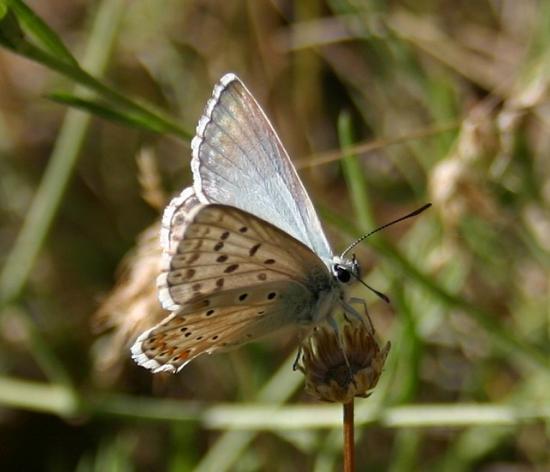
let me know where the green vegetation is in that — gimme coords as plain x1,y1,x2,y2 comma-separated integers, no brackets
0,0,548,470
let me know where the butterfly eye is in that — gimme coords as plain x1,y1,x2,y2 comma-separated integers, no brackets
334,265,351,283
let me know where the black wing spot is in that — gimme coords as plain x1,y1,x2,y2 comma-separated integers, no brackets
239,226,248,233
238,293,248,301
188,253,200,263
225,264,239,273
220,231,230,240
267,292,277,300
214,242,224,251
264,259,275,264
206,309,215,316
249,243,261,256
217,255,228,263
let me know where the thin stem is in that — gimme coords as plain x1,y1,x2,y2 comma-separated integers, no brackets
343,400,355,472
296,121,458,169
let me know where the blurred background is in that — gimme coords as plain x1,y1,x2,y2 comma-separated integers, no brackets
0,0,549,470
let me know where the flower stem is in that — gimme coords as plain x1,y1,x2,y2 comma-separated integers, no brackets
343,399,355,472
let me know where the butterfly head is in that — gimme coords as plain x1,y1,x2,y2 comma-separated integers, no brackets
332,254,361,285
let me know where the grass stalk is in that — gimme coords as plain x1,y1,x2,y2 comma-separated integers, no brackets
2,375,549,429
0,0,125,308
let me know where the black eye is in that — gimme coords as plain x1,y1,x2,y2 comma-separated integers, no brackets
335,266,351,283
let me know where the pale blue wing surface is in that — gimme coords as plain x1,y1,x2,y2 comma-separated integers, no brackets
190,73,333,261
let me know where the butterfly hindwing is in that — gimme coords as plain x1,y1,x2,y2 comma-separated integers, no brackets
191,73,333,260
131,299,303,373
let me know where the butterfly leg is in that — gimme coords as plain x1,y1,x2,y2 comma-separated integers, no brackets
345,297,375,334
325,314,356,385
340,298,367,324
292,345,303,371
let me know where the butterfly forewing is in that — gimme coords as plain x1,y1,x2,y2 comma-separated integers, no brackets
191,73,333,260
160,186,200,254
157,204,330,312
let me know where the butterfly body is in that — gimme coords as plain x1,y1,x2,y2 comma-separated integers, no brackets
132,73,360,373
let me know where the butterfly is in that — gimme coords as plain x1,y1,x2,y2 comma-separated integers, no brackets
131,73,381,373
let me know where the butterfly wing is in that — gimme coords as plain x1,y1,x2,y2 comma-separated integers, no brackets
131,204,335,373
131,292,310,373
160,186,200,254
190,73,333,261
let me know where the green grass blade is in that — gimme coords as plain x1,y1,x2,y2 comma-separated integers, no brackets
49,92,177,134
0,4,191,140
7,0,78,65
13,40,191,139
0,8,24,49
338,110,375,231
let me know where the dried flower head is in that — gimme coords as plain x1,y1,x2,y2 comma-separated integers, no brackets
298,322,390,403
91,149,170,380
429,112,499,228
92,222,165,377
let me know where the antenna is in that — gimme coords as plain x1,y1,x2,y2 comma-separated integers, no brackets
353,273,391,303
340,203,432,258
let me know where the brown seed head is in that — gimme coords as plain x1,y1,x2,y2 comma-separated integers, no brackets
299,322,390,403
